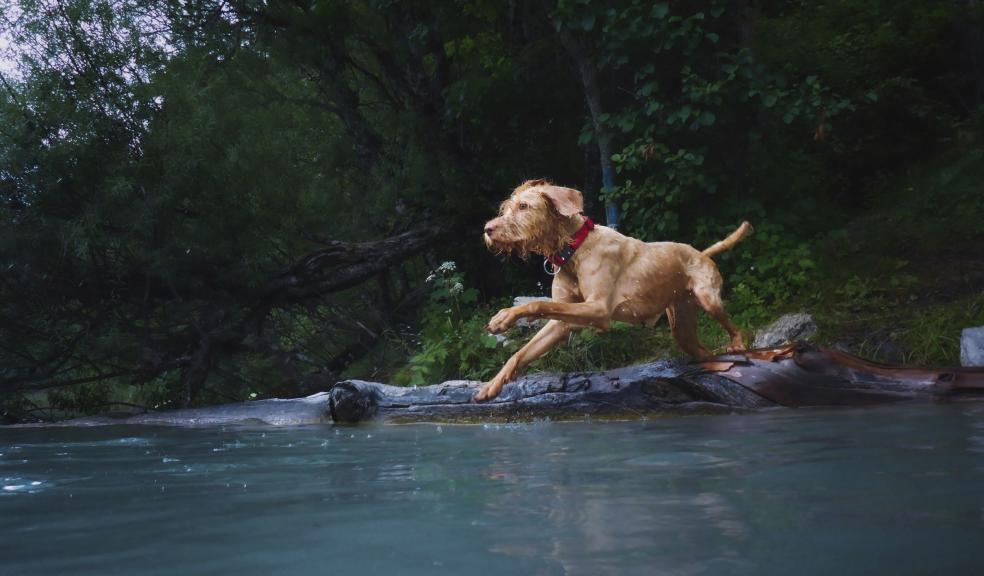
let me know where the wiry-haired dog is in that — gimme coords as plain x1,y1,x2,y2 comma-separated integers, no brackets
476,179,752,402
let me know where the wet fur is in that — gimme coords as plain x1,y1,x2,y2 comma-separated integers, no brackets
476,180,752,402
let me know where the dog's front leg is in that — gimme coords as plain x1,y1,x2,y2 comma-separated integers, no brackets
487,299,611,334
486,305,523,334
474,320,574,402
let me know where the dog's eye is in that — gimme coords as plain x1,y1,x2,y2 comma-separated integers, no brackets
518,202,529,210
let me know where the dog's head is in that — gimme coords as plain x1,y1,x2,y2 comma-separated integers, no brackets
483,179,584,258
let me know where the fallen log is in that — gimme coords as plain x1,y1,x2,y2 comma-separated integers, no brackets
329,343,984,424
27,344,984,427
42,394,333,427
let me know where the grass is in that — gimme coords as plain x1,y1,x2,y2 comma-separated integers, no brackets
758,144,984,366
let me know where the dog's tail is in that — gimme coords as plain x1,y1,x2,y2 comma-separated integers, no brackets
702,221,753,258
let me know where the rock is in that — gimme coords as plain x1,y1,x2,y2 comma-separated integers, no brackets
513,296,551,329
753,313,818,348
962,326,984,367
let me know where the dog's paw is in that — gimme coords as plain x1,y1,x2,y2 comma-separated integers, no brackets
727,332,746,353
485,308,517,334
473,381,504,403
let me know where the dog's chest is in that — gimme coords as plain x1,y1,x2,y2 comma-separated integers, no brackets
611,298,665,326
551,270,583,301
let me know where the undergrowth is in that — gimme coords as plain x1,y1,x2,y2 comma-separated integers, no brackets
395,146,984,383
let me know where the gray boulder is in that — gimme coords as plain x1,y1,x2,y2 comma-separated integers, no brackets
962,326,984,367
754,313,818,348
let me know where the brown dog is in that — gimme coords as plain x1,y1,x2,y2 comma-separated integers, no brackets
476,179,752,402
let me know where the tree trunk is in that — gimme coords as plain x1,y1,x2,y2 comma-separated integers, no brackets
555,24,620,229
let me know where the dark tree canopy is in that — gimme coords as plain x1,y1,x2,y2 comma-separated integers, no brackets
1,0,982,419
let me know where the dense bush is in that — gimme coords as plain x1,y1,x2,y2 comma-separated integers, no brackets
1,0,982,419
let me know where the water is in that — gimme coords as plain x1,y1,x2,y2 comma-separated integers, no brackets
2,405,984,576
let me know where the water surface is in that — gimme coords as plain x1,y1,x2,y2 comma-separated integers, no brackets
2,405,983,575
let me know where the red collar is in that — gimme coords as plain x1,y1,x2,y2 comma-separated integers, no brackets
546,217,595,268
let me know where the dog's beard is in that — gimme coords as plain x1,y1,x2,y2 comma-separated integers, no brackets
485,219,569,260
485,233,532,260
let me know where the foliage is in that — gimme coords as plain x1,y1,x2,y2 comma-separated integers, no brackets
397,262,513,385
0,0,982,418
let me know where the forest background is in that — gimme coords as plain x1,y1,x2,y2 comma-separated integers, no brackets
1,0,982,421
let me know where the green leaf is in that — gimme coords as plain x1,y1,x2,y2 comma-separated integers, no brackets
617,115,636,132
461,288,479,304
651,3,669,19
705,32,719,44
762,93,778,108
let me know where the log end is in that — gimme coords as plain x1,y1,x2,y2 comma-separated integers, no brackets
329,380,380,423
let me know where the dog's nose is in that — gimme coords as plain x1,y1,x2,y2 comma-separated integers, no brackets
484,225,496,236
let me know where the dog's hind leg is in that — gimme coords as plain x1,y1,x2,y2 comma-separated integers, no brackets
690,261,745,352
666,298,712,360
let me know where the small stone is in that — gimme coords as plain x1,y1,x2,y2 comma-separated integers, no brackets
753,313,818,348
961,326,984,367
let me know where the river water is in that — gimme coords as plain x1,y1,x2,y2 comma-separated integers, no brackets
2,404,983,575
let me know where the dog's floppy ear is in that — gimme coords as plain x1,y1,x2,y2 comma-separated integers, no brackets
540,186,583,217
